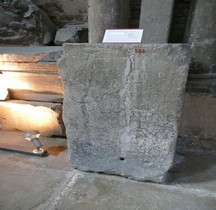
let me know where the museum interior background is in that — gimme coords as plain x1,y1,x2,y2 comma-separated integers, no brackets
0,0,215,153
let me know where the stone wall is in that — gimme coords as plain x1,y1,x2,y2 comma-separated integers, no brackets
0,0,56,45
33,0,88,27
0,0,142,45
0,0,88,45
0,46,65,136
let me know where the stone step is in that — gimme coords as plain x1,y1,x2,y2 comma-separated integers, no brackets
0,46,64,101
0,47,65,135
0,100,65,136
0,72,64,95
0,46,63,62
8,89,63,103
0,61,58,73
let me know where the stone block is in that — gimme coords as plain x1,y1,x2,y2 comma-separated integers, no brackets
0,62,58,72
0,46,64,101
1,72,63,95
0,100,65,136
0,46,63,62
54,23,88,45
58,44,190,182
9,90,63,103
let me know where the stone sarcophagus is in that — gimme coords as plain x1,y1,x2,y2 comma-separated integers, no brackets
58,44,190,183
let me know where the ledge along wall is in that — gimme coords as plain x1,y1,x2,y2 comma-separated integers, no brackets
58,43,190,183
0,47,65,136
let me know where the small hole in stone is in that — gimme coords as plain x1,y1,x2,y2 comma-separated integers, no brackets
119,157,125,161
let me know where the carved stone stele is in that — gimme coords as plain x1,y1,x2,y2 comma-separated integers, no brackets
58,44,190,183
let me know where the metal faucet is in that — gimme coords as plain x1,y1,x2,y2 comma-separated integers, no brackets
24,131,45,155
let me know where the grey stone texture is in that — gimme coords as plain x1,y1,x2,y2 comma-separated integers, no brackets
88,0,130,43
186,73,216,96
179,93,216,141
0,0,56,45
49,166,216,210
33,0,88,27
180,0,216,151
58,44,190,183
0,46,63,62
54,23,88,45
139,0,174,43
184,0,216,74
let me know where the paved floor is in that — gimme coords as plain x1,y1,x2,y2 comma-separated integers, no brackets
0,131,216,210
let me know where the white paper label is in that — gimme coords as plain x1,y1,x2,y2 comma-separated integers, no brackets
102,29,143,43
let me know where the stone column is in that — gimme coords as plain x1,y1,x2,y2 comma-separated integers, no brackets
185,0,216,95
88,0,130,43
139,0,174,43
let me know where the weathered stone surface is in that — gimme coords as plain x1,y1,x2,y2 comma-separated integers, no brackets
139,0,174,43
1,142,216,210
178,92,216,152
88,0,130,43
0,100,65,136
0,46,63,62
0,46,64,101
48,170,216,210
0,61,58,72
54,23,88,45
179,93,216,140
184,0,216,74
1,72,63,95
0,133,69,210
9,90,63,103
186,73,216,96
33,0,88,27
0,0,56,45
34,0,144,31
58,44,190,182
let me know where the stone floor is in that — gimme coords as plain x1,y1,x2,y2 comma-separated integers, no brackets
0,131,216,210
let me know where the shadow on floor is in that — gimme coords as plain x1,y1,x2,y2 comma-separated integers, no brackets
46,145,67,156
168,152,216,184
